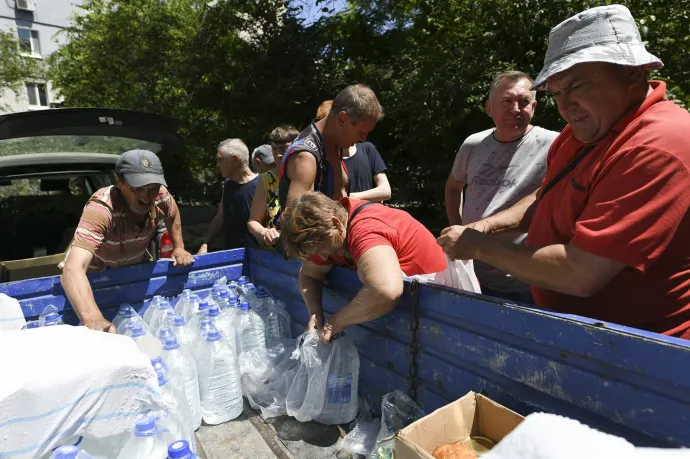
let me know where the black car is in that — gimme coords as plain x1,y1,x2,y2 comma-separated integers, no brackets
0,108,182,281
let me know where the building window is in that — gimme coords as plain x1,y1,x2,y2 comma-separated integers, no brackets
17,28,40,57
26,83,48,107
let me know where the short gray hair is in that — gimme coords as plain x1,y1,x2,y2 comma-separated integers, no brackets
218,138,249,165
331,84,384,121
488,71,536,100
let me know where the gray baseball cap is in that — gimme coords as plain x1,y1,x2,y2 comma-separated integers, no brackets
115,149,167,188
252,144,275,165
533,5,663,90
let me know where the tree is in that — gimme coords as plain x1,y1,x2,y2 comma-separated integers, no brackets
0,30,44,111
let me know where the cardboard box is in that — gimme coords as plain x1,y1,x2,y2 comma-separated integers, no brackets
0,253,65,282
394,392,524,459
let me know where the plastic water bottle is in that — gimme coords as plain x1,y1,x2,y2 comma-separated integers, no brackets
233,301,265,355
22,320,40,330
265,300,291,343
215,302,237,355
116,415,168,459
173,290,193,321
167,440,197,459
143,295,164,324
112,303,149,333
161,329,202,431
171,315,196,349
38,305,62,326
198,326,243,424
150,357,194,450
49,445,95,459
149,299,175,336
191,318,215,364
42,312,64,327
189,300,211,333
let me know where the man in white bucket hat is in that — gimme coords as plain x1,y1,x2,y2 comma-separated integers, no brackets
437,5,690,339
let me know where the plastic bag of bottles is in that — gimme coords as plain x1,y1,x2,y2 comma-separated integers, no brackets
341,398,379,456
240,338,299,418
369,390,425,459
285,330,359,424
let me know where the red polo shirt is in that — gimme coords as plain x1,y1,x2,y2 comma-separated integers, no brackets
311,198,447,276
527,81,690,339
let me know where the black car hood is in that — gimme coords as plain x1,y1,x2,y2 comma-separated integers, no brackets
0,108,182,147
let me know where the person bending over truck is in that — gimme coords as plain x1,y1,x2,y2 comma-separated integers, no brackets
60,150,194,333
280,191,447,343
437,5,690,339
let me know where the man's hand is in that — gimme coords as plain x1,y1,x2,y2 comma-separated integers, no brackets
437,225,481,260
305,313,323,332
84,317,117,334
196,244,209,255
465,219,492,234
262,228,281,246
172,247,194,267
320,317,343,344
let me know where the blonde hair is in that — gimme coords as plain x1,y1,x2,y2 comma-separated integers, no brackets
280,191,347,260
316,100,333,121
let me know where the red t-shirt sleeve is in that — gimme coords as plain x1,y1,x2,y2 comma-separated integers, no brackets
308,254,332,266
570,147,690,272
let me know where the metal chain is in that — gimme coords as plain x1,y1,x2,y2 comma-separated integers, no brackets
408,279,420,402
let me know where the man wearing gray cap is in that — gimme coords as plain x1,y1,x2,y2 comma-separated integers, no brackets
438,5,690,339
251,144,276,174
61,149,194,333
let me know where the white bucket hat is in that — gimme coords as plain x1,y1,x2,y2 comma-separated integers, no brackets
533,4,663,90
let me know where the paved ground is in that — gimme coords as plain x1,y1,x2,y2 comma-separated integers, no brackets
194,401,365,459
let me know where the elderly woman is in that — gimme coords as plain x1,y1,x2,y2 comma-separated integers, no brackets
247,125,299,248
280,191,448,342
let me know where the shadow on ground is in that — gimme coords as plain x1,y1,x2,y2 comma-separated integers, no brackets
267,415,341,447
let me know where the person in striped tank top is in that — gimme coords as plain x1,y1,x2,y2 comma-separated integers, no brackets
60,150,194,333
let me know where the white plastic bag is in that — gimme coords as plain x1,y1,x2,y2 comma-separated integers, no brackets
341,397,379,456
410,255,481,293
285,330,360,424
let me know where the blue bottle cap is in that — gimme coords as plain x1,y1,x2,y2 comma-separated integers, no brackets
134,415,158,436
247,283,256,290
229,295,239,304
239,301,250,311
199,301,210,310
162,333,180,351
44,312,60,322
205,329,222,342
212,284,223,292
237,276,247,285
168,440,196,459
173,316,186,327
219,290,229,298
26,321,40,329
128,323,144,337
51,445,79,459
199,318,213,327
205,306,220,318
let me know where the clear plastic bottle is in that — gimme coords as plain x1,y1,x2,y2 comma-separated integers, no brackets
42,312,64,327
265,300,292,343
149,299,175,336
22,320,40,330
49,445,94,459
150,357,194,452
116,415,169,459
38,305,62,326
198,326,243,424
167,440,197,459
189,300,211,333
215,290,231,312
143,295,164,324
112,303,150,333
171,315,196,349
233,301,266,355
160,329,202,432
173,290,194,322
215,300,237,355
191,318,216,364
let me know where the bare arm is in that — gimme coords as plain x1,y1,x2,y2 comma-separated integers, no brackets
198,195,224,255
60,246,115,333
349,173,392,202
247,179,279,245
471,189,539,235
164,199,193,266
299,260,333,328
286,151,317,205
323,246,404,341
438,227,625,297
445,175,465,226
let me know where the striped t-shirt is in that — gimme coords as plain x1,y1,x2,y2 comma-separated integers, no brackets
67,186,178,272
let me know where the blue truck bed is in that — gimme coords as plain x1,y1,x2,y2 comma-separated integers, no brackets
2,248,689,449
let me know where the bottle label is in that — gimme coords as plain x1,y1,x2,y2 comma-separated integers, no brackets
326,373,352,404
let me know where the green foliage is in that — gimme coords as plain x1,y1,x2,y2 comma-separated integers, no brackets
49,0,690,211
0,30,44,109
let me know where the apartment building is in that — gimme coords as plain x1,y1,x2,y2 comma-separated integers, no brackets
0,0,83,113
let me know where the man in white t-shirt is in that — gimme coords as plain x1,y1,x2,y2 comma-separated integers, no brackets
445,71,559,303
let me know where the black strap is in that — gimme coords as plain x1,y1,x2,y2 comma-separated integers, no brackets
348,201,376,231
539,145,595,200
